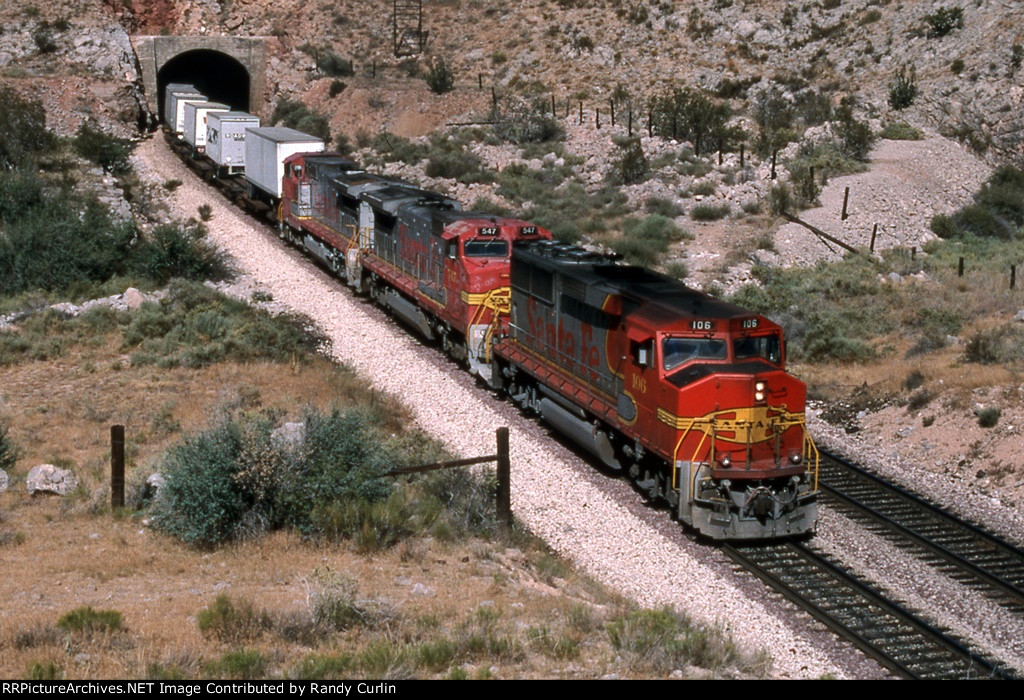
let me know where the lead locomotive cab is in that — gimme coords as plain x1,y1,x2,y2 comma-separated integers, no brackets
496,242,819,540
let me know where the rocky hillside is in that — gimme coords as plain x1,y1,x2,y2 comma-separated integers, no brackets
2,1,1020,166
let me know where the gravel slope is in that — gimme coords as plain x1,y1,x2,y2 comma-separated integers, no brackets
133,135,869,679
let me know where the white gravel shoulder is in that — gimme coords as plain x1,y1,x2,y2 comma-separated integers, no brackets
133,135,857,679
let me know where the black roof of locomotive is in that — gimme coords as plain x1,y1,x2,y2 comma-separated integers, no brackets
513,241,755,321
360,182,460,216
302,154,359,180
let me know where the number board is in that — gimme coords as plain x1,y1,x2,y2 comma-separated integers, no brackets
478,226,500,236
690,320,714,331
741,318,759,329
519,225,538,236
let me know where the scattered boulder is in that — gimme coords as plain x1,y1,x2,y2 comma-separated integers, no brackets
144,472,165,499
26,464,79,496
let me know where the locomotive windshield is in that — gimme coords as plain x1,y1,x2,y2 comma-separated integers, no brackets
464,240,509,257
734,333,781,364
662,336,727,371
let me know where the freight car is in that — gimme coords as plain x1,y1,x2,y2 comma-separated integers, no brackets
161,107,819,540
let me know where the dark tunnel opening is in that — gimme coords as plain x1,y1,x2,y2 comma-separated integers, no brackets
156,49,251,122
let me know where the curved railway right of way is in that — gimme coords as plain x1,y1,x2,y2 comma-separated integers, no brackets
723,451,1024,679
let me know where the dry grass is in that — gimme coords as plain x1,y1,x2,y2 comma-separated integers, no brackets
0,332,762,680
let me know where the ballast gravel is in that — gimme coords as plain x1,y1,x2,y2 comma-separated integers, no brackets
133,136,862,679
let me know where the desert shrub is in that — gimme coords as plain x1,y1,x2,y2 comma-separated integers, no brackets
880,122,924,140
316,50,353,77
425,58,455,94
730,258,891,363
606,607,758,674
834,101,875,161
951,205,1015,240
690,203,730,221
151,404,400,546
197,203,213,222
0,420,18,471
753,85,797,156
0,87,54,169
205,649,267,679
306,568,370,630
270,98,330,142
977,407,1001,428
369,132,427,165
73,123,133,175
608,137,649,185
130,221,229,283
328,80,346,98
196,595,273,643
611,214,689,266
925,6,963,38
795,89,833,126
27,662,63,680
122,281,322,368
491,96,563,145
424,138,491,184
0,175,137,296
57,607,122,634
768,183,791,216
650,86,737,156
977,166,1024,229
950,58,965,75
887,65,919,110
646,196,684,218
964,324,1024,365
292,654,355,680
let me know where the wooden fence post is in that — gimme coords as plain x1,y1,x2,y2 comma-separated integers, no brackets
841,186,850,221
111,425,125,509
496,427,511,533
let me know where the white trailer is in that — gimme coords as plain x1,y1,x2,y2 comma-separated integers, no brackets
206,111,261,174
183,101,229,153
243,127,324,199
169,90,206,136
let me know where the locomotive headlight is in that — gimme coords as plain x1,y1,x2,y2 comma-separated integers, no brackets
754,381,767,402
789,452,803,465
719,454,732,469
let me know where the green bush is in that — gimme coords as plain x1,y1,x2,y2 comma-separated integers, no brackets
888,65,919,111
152,406,400,546
611,214,689,266
925,7,963,38
650,86,737,156
690,203,730,221
369,132,427,165
977,407,1001,428
608,137,649,185
328,80,346,98
316,51,353,77
73,123,133,175
205,649,267,680
57,607,122,634
0,175,136,296
196,595,273,643
964,324,1024,365
122,281,322,369
880,122,924,141
606,607,756,674
490,96,563,145
0,421,18,471
834,101,875,161
0,87,54,169
130,221,229,284
271,98,330,142
425,58,455,94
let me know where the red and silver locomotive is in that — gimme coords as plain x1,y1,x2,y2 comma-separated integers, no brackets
490,242,819,539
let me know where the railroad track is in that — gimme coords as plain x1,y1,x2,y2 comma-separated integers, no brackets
723,540,1017,679
818,452,1024,614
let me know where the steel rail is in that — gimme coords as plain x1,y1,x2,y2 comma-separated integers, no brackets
723,541,1016,680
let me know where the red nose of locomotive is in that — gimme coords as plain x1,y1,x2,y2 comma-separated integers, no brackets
699,370,812,481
